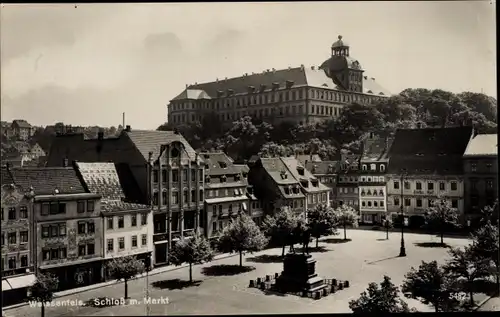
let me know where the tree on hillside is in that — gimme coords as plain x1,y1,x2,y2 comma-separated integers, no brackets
107,256,145,299
217,213,267,267
261,206,302,256
349,275,412,313
470,220,500,289
336,103,386,140
224,116,266,161
258,141,293,158
169,234,214,282
402,260,460,312
458,92,497,123
333,204,359,240
29,273,59,317
444,245,491,307
307,203,338,248
424,197,459,245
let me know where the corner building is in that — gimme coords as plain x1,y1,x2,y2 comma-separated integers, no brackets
167,35,390,128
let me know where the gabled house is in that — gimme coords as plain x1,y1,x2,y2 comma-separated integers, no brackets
249,157,306,215
358,133,393,224
336,154,360,210
11,120,33,141
46,126,205,266
306,161,339,207
202,152,250,239
386,126,474,227
74,162,153,271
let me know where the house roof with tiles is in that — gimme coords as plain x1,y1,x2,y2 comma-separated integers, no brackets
305,161,340,175
47,128,201,167
1,166,14,187
281,157,330,193
75,162,150,213
361,135,394,162
201,152,240,176
463,134,498,157
12,120,32,129
388,126,473,175
125,130,200,163
172,66,390,101
8,167,87,195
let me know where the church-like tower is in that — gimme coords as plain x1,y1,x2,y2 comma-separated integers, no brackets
321,35,364,93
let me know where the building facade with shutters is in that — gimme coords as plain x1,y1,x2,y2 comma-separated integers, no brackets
167,35,390,128
386,127,474,228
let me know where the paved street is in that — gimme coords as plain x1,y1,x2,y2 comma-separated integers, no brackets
5,230,473,316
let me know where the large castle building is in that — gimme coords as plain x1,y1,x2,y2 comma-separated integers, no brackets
167,35,391,128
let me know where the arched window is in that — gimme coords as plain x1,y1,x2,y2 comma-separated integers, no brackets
362,201,366,207
380,165,385,172
362,165,367,171
374,201,378,207
367,201,372,207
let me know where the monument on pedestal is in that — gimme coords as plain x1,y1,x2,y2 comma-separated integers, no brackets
275,253,327,293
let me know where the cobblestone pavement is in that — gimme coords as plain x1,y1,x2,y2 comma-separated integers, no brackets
4,230,473,316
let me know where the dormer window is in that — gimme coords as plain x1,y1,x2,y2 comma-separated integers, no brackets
218,161,227,168
221,175,227,183
293,186,299,194
311,179,319,187
259,84,266,92
235,174,241,181
300,179,308,188
367,190,372,195
248,86,256,93
217,90,224,98
227,89,234,96
297,166,305,176
361,190,365,196
380,165,385,172
280,171,287,180
362,164,367,171
328,164,334,173
205,175,211,183
272,82,280,90
312,165,317,173
373,191,378,196
379,190,384,196
284,187,290,195
286,80,294,88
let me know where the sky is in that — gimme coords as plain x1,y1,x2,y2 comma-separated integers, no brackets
0,1,496,129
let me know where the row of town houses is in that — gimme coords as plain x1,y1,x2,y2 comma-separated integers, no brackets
1,125,497,304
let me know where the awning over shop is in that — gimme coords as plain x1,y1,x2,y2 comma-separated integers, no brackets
2,279,12,291
205,195,248,204
4,273,36,290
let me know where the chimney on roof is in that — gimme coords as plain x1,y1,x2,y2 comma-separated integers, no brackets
62,158,68,167
267,69,270,72
311,66,315,70
185,84,188,88
148,151,153,165
288,66,291,70
244,73,248,76
371,77,375,80
272,68,276,73
125,125,131,132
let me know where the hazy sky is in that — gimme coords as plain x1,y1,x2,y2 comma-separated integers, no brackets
1,1,496,129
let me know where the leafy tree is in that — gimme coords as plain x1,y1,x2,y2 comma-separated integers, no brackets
457,92,497,123
402,260,459,312
106,256,145,299
261,206,301,256
258,141,293,158
470,220,500,289
217,213,267,267
169,234,214,282
424,197,459,245
383,216,393,240
307,203,338,248
349,275,411,313
29,273,59,317
444,245,491,307
333,204,359,240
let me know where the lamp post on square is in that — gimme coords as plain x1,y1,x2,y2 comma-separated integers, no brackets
399,169,407,257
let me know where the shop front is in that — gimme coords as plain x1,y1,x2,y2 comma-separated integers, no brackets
41,259,103,291
1,273,36,306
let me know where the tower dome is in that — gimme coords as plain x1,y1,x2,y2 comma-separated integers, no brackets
331,35,349,49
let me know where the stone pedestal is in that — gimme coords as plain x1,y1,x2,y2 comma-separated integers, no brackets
275,253,327,293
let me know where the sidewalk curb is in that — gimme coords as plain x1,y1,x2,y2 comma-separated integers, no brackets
474,295,493,311
2,252,237,311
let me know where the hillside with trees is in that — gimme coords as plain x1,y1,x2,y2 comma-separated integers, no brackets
158,89,497,161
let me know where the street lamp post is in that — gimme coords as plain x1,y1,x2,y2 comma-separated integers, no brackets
399,169,407,257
